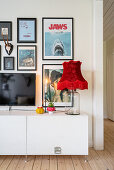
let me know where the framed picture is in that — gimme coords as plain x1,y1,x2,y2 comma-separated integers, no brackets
42,17,73,60
17,18,36,43
4,57,14,70
17,45,37,71
0,45,1,70
42,64,73,107
0,21,12,41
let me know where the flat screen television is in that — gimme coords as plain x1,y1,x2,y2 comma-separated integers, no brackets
0,73,36,106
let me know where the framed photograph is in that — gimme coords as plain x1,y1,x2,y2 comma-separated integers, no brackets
0,45,1,70
4,57,14,70
17,45,37,71
0,21,12,41
17,18,36,43
42,17,73,60
42,64,73,107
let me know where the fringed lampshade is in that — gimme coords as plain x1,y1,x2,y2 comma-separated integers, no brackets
57,60,88,115
57,60,88,90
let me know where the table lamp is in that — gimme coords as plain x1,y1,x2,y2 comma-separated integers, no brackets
57,60,88,115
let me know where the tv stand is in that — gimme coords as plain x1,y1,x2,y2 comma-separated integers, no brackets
0,110,88,155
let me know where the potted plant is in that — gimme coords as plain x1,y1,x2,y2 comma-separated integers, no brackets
47,102,55,114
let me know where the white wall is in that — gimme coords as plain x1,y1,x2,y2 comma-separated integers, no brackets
93,0,103,150
0,0,103,148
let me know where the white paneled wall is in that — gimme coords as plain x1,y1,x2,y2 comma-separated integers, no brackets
103,0,114,40
105,36,114,121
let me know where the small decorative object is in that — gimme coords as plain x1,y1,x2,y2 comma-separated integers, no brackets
5,42,13,55
4,57,14,70
47,102,55,114
57,60,88,115
36,107,44,114
17,45,37,71
42,64,73,107
1,24,13,55
17,18,36,43
0,21,12,41
42,17,73,60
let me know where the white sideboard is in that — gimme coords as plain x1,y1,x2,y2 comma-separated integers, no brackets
0,111,88,155
0,115,26,155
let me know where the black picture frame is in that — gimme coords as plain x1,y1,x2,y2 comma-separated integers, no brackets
4,57,14,70
17,45,37,71
42,17,74,60
0,21,12,41
17,18,37,43
42,64,73,107
0,45,1,70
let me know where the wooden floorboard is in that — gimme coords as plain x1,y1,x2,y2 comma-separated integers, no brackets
0,156,13,170
64,155,74,170
0,119,114,170
15,156,26,170
57,156,66,170
50,155,57,170
79,156,92,170
32,156,42,170
40,155,50,170
71,156,83,170
7,156,20,170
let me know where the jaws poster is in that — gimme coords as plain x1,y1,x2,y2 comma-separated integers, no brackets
42,18,73,60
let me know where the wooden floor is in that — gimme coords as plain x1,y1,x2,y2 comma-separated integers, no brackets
0,119,114,170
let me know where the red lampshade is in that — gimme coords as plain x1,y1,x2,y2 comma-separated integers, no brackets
57,60,88,90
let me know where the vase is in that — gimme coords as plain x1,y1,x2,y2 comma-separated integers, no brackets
48,111,53,115
47,107,55,115
65,90,80,115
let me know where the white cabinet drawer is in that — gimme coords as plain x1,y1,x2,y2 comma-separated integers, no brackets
27,115,88,155
0,116,26,155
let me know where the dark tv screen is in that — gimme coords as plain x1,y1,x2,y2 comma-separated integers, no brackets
0,73,36,106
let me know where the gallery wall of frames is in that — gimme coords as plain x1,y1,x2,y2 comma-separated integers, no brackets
0,18,74,107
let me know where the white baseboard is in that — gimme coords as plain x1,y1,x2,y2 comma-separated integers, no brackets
94,145,104,150
89,141,93,147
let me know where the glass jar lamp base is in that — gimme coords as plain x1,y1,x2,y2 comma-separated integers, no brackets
65,108,80,115
65,90,80,115
65,112,80,115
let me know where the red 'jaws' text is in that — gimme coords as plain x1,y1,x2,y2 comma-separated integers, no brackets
49,24,67,30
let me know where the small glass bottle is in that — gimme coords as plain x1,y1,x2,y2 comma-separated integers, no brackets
65,90,80,115
73,91,80,114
